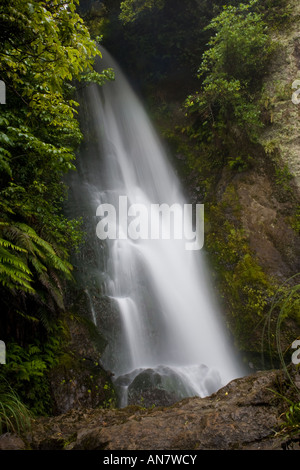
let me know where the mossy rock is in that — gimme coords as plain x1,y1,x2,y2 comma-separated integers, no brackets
48,314,116,414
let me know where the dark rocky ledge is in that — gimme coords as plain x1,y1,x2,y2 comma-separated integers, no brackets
1,368,300,451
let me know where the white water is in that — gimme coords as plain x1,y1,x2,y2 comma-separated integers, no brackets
70,49,245,405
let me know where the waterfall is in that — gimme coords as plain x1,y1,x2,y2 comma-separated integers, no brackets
67,49,245,406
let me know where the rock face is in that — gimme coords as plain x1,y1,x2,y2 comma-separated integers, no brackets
5,369,299,451
48,314,116,415
260,0,300,189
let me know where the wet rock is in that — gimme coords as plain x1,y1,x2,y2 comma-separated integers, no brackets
114,364,222,408
127,368,180,407
48,315,116,415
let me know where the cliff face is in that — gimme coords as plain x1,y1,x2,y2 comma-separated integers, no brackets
243,0,300,281
211,1,300,361
260,0,300,188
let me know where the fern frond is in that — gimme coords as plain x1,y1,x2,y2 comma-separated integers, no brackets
0,246,30,274
38,272,65,310
0,242,34,292
0,238,27,253
29,255,47,275
14,223,56,255
46,252,73,278
0,218,74,310
0,267,34,292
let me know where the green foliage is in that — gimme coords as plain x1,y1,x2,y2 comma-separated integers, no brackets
290,206,300,234
282,400,300,437
268,386,300,442
0,221,73,309
262,275,300,370
274,164,294,196
205,187,299,363
0,0,112,327
228,154,253,172
120,0,164,23
0,375,32,435
256,0,293,29
205,186,278,354
0,0,113,415
0,0,105,94
199,1,271,84
177,0,299,368
0,233,33,293
101,381,117,409
2,323,65,415
102,0,224,89
267,274,300,441
184,1,274,167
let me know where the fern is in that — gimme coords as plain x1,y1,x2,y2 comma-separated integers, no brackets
0,220,73,312
38,272,65,310
0,241,34,292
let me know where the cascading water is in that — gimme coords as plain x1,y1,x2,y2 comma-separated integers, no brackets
67,49,245,407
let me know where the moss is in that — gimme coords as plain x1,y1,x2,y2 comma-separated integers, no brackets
289,206,300,235
206,201,271,339
46,312,117,413
100,381,117,409
205,186,300,370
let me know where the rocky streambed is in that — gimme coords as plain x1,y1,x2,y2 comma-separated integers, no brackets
1,368,300,451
